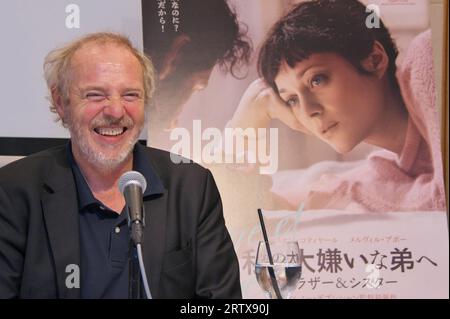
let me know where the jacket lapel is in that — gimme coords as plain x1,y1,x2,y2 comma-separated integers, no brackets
142,191,168,299
41,150,81,299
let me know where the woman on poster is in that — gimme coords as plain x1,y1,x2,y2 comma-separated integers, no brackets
228,0,446,212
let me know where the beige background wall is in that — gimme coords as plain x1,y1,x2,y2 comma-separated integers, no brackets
429,0,448,209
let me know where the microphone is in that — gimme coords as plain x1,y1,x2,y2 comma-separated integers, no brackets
118,171,153,299
118,171,147,245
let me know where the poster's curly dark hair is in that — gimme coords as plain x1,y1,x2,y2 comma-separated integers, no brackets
258,0,399,93
143,0,252,78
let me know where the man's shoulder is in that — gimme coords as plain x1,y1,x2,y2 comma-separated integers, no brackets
0,145,66,183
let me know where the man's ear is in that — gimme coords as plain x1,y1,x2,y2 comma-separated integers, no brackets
159,34,191,80
51,86,66,121
360,41,390,79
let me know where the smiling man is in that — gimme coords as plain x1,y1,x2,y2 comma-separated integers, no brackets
0,33,241,299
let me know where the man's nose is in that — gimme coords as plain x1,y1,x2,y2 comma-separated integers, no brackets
103,96,125,118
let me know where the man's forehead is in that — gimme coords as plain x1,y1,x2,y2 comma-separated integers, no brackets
68,42,143,80
70,41,139,67
72,61,129,74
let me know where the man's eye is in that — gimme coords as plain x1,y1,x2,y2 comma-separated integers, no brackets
123,93,142,102
85,93,105,101
310,74,327,88
285,96,299,107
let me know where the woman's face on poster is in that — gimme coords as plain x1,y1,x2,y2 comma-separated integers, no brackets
275,52,387,154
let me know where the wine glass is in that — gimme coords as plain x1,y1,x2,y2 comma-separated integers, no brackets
255,240,302,299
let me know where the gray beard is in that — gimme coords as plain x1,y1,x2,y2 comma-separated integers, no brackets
66,115,141,173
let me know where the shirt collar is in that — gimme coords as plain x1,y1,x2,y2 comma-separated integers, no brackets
66,141,165,210
132,142,165,197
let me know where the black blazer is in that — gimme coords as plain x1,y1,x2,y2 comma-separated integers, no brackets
0,145,241,299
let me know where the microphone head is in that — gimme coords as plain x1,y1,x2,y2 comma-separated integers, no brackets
118,171,147,194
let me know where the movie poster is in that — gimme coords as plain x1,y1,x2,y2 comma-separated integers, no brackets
142,0,448,298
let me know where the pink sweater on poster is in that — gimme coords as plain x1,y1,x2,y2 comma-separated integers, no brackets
302,30,446,212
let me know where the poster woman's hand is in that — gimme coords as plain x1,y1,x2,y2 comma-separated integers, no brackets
227,78,309,134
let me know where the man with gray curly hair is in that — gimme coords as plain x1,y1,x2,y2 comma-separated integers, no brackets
0,32,241,299
44,32,155,173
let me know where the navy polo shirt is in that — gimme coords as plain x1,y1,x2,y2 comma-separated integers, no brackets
66,142,164,299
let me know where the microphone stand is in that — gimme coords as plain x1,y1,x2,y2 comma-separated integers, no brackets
125,183,145,299
129,240,141,299
128,212,145,299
